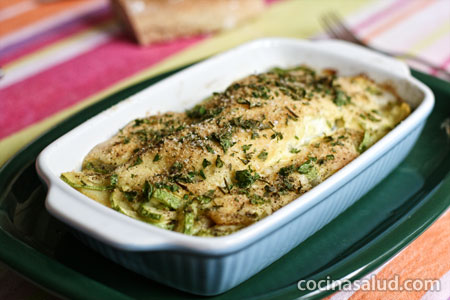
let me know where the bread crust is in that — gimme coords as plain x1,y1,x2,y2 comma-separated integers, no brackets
112,0,265,44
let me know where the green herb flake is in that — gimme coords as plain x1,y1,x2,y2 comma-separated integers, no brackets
257,150,268,161
235,169,260,188
206,145,215,154
186,104,223,121
216,155,224,168
186,105,206,118
212,131,235,153
133,118,149,127
289,147,301,154
242,144,252,153
250,194,265,205
84,162,108,174
366,86,382,95
170,162,183,174
202,159,211,168
198,189,215,204
334,90,350,106
153,153,161,162
237,98,250,105
279,165,295,177
132,156,143,167
271,131,283,141
142,181,154,200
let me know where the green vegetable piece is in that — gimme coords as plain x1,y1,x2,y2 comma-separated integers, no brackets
305,167,319,182
138,202,162,221
110,174,118,187
110,190,139,218
123,191,137,201
153,153,161,162
152,189,181,209
61,172,112,191
183,212,195,235
358,130,376,153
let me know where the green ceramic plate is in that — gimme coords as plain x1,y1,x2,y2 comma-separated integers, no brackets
0,68,449,300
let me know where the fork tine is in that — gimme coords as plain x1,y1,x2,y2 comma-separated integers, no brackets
322,12,350,41
321,12,450,79
320,13,341,39
327,12,363,45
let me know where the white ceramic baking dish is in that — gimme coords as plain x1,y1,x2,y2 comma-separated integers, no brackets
36,38,434,296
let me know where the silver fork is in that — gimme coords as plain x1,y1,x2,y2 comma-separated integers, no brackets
321,12,450,79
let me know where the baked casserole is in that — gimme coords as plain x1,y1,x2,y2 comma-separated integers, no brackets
61,65,410,236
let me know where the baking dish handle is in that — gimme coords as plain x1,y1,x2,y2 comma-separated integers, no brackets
316,39,411,77
45,185,174,251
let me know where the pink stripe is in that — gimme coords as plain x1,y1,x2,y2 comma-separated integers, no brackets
0,8,112,65
0,34,205,139
353,0,411,33
1,0,280,65
431,54,450,76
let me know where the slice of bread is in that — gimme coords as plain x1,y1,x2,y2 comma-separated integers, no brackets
112,0,265,45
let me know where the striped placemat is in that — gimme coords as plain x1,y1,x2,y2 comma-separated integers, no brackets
0,1,449,299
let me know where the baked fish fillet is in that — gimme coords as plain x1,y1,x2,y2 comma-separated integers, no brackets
61,66,410,236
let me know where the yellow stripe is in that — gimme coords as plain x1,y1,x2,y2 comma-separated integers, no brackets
3,20,116,72
407,19,450,55
0,0,372,166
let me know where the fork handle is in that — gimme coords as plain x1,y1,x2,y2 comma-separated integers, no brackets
365,46,450,79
